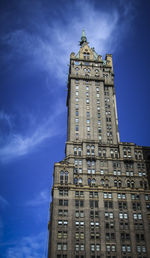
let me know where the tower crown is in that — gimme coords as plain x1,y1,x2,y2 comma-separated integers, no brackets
80,30,87,46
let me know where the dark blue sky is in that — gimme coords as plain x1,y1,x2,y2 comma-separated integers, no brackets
0,0,150,257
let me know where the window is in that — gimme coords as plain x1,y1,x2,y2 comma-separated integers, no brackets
100,169,104,175
76,110,79,116
58,210,68,216
91,244,95,251
90,210,99,218
133,213,142,220
120,222,129,230
126,171,134,176
60,171,68,184
145,194,150,200
113,162,121,168
58,220,68,226
122,245,131,253
57,243,62,250
90,200,99,208
127,180,135,188
120,233,130,241
114,180,122,187
146,202,150,210
59,188,68,196
118,202,127,210
57,231,68,239
106,245,116,252
131,194,140,200
83,52,90,60
106,232,115,240
105,212,114,219
75,221,84,227
105,221,114,229
136,233,145,242
59,199,68,206
89,191,98,198
75,244,79,251
137,245,146,253
119,212,128,219
132,202,141,210
75,200,84,207
90,221,99,228
104,192,112,199
78,177,82,184
117,193,126,199
86,112,90,118
104,201,113,209
75,125,79,131
124,162,134,169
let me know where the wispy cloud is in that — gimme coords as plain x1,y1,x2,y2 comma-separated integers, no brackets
1,0,136,81
0,0,137,163
0,103,65,163
0,196,9,207
26,190,49,207
4,232,48,258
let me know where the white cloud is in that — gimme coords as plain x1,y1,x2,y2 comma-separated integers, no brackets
0,195,9,207
5,232,48,258
0,111,13,129
0,104,65,163
0,0,136,163
2,0,135,81
26,190,49,207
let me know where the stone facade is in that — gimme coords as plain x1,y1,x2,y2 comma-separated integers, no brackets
48,33,150,258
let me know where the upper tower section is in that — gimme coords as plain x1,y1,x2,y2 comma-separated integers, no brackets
67,31,119,144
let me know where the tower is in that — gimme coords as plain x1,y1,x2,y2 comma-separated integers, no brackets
48,31,150,258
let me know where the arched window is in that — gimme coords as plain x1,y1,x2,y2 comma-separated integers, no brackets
105,179,109,187
87,145,90,155
92,178,96,185
131,181,134,188
101,179,104,186
79,178,82,184
74,147,77,155
118,180,122,187
65,172,68,184
88,178,91,186
91,145,95,155
60,171,64,185
140,181,143,188
144,181,147,189
92,160,95,166
78,147,81,156
74,177,78,185
114,180,117,187
127,180,130,188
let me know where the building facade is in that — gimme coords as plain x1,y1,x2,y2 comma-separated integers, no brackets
48,32,150,258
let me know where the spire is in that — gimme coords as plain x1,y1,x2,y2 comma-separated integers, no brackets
80,29,87,46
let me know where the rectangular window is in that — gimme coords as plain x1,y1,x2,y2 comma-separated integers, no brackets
104,192,112,199
117,193,126,199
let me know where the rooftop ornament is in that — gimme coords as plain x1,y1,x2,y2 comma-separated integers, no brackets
80,30,87,46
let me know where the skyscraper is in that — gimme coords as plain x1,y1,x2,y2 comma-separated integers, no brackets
48,31,150,258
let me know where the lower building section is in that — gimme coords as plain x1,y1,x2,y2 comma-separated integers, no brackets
48,185,150,258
